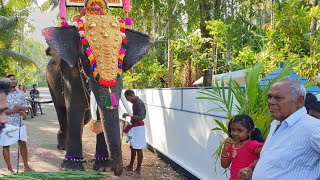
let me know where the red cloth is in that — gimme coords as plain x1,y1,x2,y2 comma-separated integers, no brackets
123,121,144,133
227,140,263,180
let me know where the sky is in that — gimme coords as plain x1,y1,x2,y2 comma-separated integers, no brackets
27,0,58,44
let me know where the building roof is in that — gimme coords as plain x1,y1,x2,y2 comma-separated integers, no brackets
259,63,320,93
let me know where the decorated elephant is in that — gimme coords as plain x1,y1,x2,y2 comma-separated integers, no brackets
42,1,151,175
45,47,111,172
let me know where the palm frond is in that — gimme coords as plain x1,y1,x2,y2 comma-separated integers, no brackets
245,63,263,114
0,48,37,67
198,80,235,117
0,9,29,44
0,9,29,29
40,0,59,12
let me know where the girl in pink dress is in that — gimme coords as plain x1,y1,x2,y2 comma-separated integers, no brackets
220,114,264,180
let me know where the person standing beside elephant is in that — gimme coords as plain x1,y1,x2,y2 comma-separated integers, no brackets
123,89,146,176
0,74,33,173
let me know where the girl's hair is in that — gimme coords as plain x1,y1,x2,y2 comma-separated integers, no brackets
228,114,264,142
305,93,318,113
309,101,320,113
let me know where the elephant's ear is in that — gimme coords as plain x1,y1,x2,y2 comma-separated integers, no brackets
122,29,152,72
42,26,81,67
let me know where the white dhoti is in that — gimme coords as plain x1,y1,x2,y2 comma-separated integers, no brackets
0,125,27,146
127,126,146,149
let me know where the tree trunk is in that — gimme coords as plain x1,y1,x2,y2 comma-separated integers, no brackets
199,0,212,44
271,0,275,29
310,0,318,53
199,0,213,72
167,39,174,88
214,41,218,75
167,0,175,88
213,0,222,20
203,69,213,86
310,0,318,36
186,56,192,86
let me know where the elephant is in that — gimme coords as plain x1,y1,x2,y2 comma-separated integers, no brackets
45,47,110,171
43,25,151,175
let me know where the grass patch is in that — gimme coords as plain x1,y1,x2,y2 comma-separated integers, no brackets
0,171,109,180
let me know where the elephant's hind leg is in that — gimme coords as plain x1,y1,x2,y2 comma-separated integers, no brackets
57,130,66,150
55,107,67,150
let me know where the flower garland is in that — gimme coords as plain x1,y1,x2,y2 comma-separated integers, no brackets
59,0,69,27
77,18,128,109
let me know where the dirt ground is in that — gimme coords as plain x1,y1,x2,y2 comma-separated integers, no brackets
0,88,186,179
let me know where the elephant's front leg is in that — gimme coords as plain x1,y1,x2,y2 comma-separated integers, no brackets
60,80,87,171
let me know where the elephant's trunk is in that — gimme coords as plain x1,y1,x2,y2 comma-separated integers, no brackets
89,77,123,176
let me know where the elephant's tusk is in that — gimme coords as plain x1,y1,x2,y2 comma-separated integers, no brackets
90,91,98,120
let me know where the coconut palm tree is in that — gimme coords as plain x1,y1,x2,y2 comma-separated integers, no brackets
0,0,37,76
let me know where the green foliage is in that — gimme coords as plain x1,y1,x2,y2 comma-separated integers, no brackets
198,80,235,118
0,0,38,77
36,0,320,88
123,45,167,89
171,32,211,87
271,0,310,54
0,9,29,48
10,38,49,86
310,5,320,19
234,47,256,69
40,0,58,12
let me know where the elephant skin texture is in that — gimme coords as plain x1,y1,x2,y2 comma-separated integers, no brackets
43,26,151,176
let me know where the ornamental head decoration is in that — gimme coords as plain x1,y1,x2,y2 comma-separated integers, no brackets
77,0,128,109
57,0,133,109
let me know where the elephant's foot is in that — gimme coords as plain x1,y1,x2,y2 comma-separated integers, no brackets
93,157,111,172
60,158,86,171
57,130,66,150
111,159,123,176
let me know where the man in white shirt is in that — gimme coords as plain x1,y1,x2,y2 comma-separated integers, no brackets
238,78,320,180
0,74,33,173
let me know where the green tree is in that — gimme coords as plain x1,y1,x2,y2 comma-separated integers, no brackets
0,0,37,76
40,0,320,88
11,38,50,86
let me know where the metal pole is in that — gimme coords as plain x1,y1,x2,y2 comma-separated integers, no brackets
16,116,22,173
